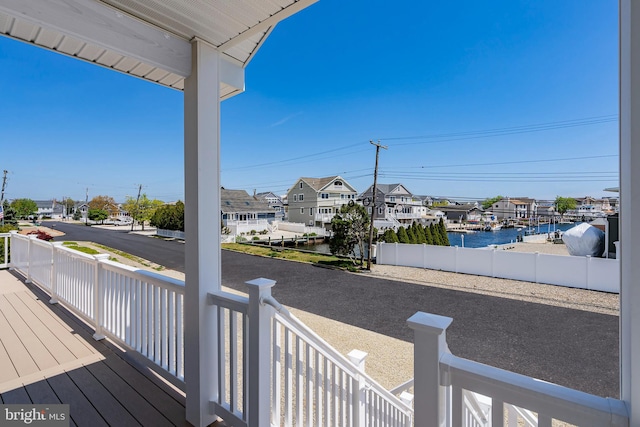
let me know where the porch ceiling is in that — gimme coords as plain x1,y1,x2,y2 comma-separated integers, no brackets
0,0,317,98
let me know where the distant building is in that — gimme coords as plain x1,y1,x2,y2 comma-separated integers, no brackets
221,189,275,224
492,197,537,220
254,191,285,220
286,176,358,228
359,183,428,228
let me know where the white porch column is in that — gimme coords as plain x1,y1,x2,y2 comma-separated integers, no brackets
620,1,640,425
184,38,222,427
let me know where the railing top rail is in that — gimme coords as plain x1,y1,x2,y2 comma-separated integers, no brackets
273,307,413,414
208,291,249,314
441,352,629,426
100,259,186,294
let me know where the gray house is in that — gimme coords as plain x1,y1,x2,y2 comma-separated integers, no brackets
358,183,427,226
221,189,275,223
286,176,358,228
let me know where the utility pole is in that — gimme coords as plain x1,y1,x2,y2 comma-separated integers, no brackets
367,140,387,270
132,184,142,231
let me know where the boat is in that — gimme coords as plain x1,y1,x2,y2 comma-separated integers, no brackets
484,223,502,231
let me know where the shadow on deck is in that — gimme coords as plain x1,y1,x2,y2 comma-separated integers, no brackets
0,269,193,426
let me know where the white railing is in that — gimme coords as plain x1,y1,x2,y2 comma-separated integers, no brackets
271,303,413,427
226,219,270,236
207,279,413,427
0,232,10,269
157,228,185,239
315,213,335,223
407,312,629,427
8,232,186,380
377,242,620,293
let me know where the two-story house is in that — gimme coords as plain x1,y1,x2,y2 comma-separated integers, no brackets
492,197,538,220
439,204,484,224
358,183,428,228
286,176,358,229
254,191,285,220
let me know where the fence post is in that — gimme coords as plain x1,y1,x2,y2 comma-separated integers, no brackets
586,255,592,291
93,254,110,340
534,251,540,283
348,349,368,427
246,277,277,427
407,311,453,427
49,242,64,304
26,235,38,283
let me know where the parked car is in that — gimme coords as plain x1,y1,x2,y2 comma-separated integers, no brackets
113,218,133,226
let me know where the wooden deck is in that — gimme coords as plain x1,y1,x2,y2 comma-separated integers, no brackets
0,269,190,426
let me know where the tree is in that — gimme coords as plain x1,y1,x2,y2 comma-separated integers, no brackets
381,228,399,243
555,196,577,220
438,218,450,246
150,201,184,231
481,195,503,210
89,195,118,217
329,203,370,266
88,208,108,223
10,198,37,219
2,200,17,225
123,194,164,230
424,224,434,244
396,226,410,243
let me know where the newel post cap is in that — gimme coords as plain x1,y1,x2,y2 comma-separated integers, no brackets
407,311,453,335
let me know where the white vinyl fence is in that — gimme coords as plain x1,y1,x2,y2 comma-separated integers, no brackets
0,232,10,269
376,242,619,293
157,228,185,239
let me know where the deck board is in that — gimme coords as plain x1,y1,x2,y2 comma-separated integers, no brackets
0,270,188,427
0,297,39,376
0,294,59,371
14,290,96,359
4,292,77,365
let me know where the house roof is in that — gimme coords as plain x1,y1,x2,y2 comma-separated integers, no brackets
221,189,271,213
0,0,317,98
296,176,357,193
439,204,483,213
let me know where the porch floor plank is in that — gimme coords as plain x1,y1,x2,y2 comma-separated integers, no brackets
0,338,19,383
0,294,59,371
0,270,188,427
4,292,77,365
14,290,97,360
24,379,79,427
0,295,39,377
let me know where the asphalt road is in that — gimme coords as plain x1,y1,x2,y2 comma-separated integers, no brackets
46,221,619,398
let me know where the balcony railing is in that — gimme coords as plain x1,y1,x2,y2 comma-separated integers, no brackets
405,312,629,427
5,232,629,426
6,232,410,427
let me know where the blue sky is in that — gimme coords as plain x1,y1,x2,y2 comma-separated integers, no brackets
0,0,619,204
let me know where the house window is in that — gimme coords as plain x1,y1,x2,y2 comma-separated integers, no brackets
300,208,304,214
368,207,372,214
335,181,343,187
300,182,303,189
310,208,313,216
389,196,396,202
378,207,384,214
321,193,329,199
293,194,297,202
299,194,304,201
